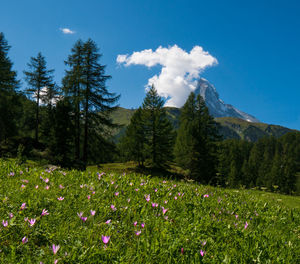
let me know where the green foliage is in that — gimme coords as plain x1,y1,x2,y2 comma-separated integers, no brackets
0,159,299,263
142,86,175,168
218,132,300,194
24,52,55,142
0,32,20,143
63,39,120,167
175,92,220,183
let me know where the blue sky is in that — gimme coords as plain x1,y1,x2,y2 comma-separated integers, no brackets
1,0,300,129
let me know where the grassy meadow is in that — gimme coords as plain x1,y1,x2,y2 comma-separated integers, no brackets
0,159,299,263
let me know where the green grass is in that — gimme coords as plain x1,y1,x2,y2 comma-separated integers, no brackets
0,159,299,263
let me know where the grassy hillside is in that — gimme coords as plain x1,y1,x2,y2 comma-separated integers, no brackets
0,159,299,263
110,107,296,142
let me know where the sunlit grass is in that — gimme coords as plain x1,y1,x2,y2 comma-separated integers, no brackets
0,159,299,263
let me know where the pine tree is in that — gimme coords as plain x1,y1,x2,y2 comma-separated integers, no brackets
119,108,147,166
0,32,19,143
24,52,54,143
174,92,220,183
81,39,120,166
63,39,84,162
142,85,174,168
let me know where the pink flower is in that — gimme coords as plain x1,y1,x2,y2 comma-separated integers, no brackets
152,203,158,208
235,214,238,219
164,200,168,204
59,184,64,189
90,210,96,216
28,218,36,226
202,241,207,246
22,236,28,244
200,250,205,257
24,217,28,222
162,207,168,215
52,244,60,255
135,231,141,236
155,189,158,192
20,203,26,210
141,223,145,228
145,194,150,202
81,216,87,222
111,181,114,185
135,188,139,192
133,221,137,226
127,198,131,203
2,220,8,227
244,221,248,229
80,184,84,188
129,182,133,186
110,205,116,211
45,185,50,190
181,248,184,254
77,212,83,218
105,219,111,224
44,178,49,183
203,194,209,198
54,260,58,264
174,196,178,200
87,195,91,200
35,185,39,189
101,235,110,244
114,192,119,196
41,209,49,216
57,197,64,201
9,213,13,219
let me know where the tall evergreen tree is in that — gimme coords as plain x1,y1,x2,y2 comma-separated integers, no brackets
24,52,54,143
63,39,120,167
119,108,147,166
142,85,174,168
63,40,84,162
0,32,19,143
81,39,120,166
174,92,220,183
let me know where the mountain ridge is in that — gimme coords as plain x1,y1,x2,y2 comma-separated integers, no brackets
110,107,297,142
194,78,259,122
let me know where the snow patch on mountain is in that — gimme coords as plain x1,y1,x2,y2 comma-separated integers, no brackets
194,78,259,123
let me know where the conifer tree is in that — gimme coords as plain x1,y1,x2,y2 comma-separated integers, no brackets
0,32,19,143
119,108,146,166
174,92,220,183
81,39,120,166
142,85,174,168
24,52,54,143
63,39,120,167
63,39,84,162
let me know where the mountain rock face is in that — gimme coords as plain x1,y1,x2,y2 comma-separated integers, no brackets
194,78,259,122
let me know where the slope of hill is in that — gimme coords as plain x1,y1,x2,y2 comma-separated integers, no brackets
0,159,299,262
110,107,296,142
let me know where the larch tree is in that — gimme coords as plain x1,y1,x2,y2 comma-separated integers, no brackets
142,85,174,168
0,32,19,143
24,52,54,143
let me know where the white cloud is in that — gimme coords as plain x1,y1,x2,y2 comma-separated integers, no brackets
60,28,76,34
117,45,218,107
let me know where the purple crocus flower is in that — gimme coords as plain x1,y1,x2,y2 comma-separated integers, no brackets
2,220,8,227
145,194,150,202
41,209,49,216
22,236,28,244
20,203,26,210
28,218,36,226
101,235,110,244
200,250,205,256
90,210,96,216
57,197,64,201
52,244,60,255
135,231,141,236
